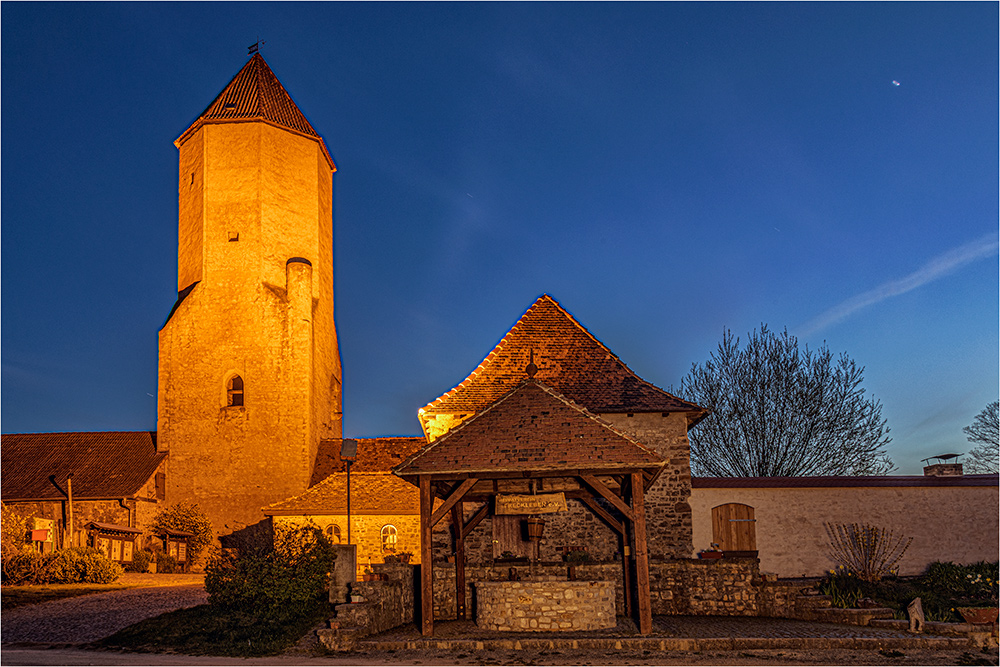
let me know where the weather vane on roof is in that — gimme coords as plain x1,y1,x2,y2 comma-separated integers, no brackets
248,39,266,56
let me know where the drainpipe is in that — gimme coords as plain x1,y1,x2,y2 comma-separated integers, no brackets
66,474,74,549
118,498,133,528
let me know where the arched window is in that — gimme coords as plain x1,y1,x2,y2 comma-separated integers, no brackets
227,375,244,407
380,524,397,552
326,524,342,544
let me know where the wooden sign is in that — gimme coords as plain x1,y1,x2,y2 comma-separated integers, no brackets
495,493,568,515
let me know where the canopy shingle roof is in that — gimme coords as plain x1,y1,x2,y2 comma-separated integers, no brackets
1,432,164,501
263,472,424,516
177,53,334,169
312,437,426,485
419,295,705,431
399,380,665,477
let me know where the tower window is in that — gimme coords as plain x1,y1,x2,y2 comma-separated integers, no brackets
380,524,397,552
228,231,239,242
227,375,244,407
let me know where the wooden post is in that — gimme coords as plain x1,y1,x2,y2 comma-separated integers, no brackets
452,501,466,620
631,472,652,634
419,475,434,636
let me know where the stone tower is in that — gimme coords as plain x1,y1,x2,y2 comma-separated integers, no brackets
158,54,342,535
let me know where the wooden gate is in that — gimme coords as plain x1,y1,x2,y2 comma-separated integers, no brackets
711,503,756,552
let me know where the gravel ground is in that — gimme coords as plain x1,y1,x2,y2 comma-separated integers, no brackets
1,584,208,644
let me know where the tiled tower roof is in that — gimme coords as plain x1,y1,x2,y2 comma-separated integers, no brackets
419,295,705,423
176,54,334,168
399,380,665,476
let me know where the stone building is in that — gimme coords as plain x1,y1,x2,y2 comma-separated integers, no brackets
157,53,343,535
1,431,167,559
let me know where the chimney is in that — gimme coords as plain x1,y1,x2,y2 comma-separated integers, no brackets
923,463,964,477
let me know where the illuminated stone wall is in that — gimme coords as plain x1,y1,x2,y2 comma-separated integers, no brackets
160,119,342,536
601,412,694,560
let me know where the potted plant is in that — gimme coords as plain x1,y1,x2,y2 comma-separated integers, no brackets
565,548,591,581
398,551,413,565
698,543,723,560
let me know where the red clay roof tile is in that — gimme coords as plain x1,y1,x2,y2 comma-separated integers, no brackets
1,431,165,501
263,472,422,515
399,380,665,476
312,437,426,485
419,295,704,431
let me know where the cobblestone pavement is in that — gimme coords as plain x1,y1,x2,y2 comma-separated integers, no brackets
1,584,208,644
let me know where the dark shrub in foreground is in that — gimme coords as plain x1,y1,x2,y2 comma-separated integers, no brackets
205,524,335,619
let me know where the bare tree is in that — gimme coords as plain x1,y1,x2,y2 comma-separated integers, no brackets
678,325,893,477
963,401,999,474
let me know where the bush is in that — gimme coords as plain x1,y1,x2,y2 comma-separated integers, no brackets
156,552,178,574
205,524,336,619
1,548,122,585
151,503,214,564
824,522,911,582
126,549,153,573
1,505,31,559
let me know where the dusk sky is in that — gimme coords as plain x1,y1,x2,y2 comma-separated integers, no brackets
2,3,997,474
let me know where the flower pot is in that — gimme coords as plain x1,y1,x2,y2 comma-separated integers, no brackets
958,607,999,625
698,551,723,559
525,517,545,541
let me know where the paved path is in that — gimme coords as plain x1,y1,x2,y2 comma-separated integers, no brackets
1,584,208,645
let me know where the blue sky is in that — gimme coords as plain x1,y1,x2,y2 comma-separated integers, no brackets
2,3,997,474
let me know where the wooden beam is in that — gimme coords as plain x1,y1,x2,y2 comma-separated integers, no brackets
451,502,467,620
430,478,478,527
579,474,634,521
419,475,434,637
461,502,489,540
631,471,652,635
578,495,625,535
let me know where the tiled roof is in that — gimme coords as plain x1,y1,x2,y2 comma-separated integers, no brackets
263,472,422,515
177,54,335,169
398,380,665,476
1,432,165,501
312,437,426,485
692,474,1000,488
419,295,705,428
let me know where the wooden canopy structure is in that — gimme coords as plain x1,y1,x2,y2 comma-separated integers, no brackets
395,379,665,636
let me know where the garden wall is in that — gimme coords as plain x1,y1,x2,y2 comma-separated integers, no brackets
691,475,999,577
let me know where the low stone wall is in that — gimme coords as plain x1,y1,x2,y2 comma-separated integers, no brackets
650,558,759,616
476,580,616,631
317,563,414,651
432,562,625,620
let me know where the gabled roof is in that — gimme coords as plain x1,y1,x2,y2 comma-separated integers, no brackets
419,295,705,429
399,380,665,477
176,54,335,169
312,437,426,485
263,472,423,516
1,432,165,501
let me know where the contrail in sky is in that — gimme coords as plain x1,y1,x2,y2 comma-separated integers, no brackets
799,233,999,337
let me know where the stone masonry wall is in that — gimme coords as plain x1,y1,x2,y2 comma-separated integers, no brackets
602,412,694,559
432,562,625,621
649,558,760,616
476,581,616,631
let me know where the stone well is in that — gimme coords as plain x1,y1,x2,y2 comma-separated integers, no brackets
475,580,616,631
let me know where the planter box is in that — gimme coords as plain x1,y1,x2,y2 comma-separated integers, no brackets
958,607,999,625
698,551,723,559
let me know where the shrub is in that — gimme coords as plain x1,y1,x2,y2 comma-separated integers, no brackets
151,503,214,563
1,505,31,559
1,548,122,585
205,524,336,619
126,549,153,573
824,522,912,582
156,552,178,574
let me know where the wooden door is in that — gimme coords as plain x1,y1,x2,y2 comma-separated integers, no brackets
492,515,537,559
711,503,756,551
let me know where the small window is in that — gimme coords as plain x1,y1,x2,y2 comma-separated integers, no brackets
228,231,239,242
380,524,397,552
227,375,244,407
155,472,166,500
326,524,342,544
